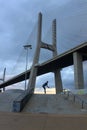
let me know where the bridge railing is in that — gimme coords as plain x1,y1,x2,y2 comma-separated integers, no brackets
63,89,87,109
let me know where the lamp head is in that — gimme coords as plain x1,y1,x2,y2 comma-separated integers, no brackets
24,44,32,49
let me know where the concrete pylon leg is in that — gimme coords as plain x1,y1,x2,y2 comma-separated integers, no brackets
54,69,63,94
27,12,42,93
52,19,63,93
73,52,84,89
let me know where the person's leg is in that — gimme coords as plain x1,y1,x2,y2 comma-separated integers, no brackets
44,87,46,94
43,86,46,94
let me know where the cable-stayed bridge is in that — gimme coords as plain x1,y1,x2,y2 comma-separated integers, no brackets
0,12,87,92
0,41,87,90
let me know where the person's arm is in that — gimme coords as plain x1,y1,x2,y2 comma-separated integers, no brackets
47,83,49,88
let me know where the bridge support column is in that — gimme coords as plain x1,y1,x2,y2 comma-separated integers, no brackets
52,19,63,93
73,52,84,89
54,69,63,93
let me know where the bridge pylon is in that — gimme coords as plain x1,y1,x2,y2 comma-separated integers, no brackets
27,12,63,94
52,19,63,93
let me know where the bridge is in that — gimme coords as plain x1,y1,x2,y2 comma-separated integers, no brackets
0,41,87,90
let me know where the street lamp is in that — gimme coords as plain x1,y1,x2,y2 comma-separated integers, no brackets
0,68,6,92
24,44,32,90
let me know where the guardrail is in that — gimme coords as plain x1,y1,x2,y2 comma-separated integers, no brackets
63,89,87,109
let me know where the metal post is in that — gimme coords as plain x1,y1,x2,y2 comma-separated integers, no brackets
3,68,6,91
0,68,6,92
82,101,84,109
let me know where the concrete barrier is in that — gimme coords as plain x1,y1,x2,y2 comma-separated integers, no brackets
12,91,32,112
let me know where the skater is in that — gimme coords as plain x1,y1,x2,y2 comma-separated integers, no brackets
42,81,49,94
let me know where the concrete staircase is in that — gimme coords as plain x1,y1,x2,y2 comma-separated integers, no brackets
22,94,87,114
0,90,87,115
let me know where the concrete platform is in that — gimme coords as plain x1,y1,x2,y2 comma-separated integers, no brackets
0,112,87,130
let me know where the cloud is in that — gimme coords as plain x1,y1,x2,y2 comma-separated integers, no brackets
61,66,74,89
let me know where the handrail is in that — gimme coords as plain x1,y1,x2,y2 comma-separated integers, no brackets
63,89,87,109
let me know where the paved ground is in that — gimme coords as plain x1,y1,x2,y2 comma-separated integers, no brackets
0,112,87,130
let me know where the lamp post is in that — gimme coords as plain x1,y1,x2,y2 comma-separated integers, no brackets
0,68,6,92
24,44,32,90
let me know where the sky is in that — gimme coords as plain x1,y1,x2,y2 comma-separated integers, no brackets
0,0,87,91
